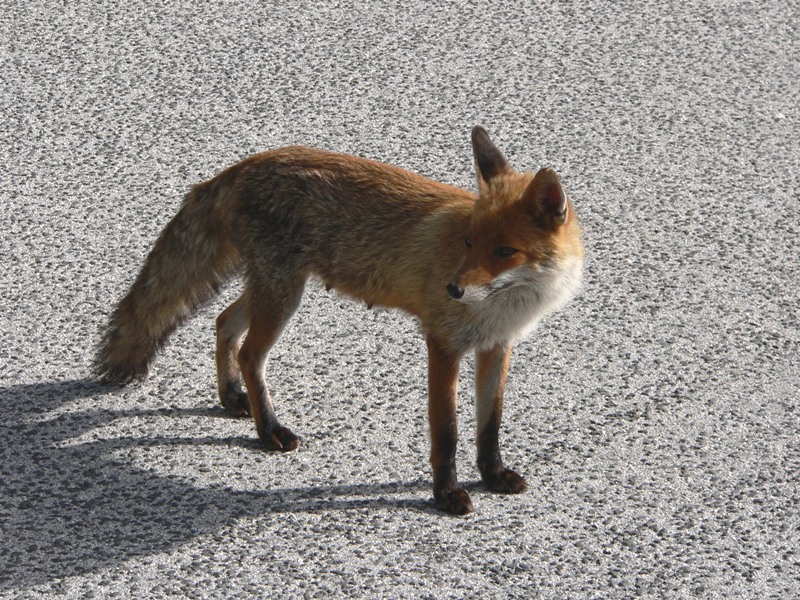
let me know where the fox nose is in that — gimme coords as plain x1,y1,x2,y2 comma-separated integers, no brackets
446,282,464,299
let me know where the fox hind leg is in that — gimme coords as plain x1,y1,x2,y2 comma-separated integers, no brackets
238,276,306,452
216,294,250,416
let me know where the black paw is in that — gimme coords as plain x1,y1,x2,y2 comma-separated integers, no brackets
482,468,527,494
434,487,474,515
220,385,250,417
259,425,300,452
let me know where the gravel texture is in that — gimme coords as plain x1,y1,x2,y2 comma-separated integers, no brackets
2,1,798,598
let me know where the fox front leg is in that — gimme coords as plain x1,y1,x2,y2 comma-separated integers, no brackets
426,335,473,515
475,343,527,494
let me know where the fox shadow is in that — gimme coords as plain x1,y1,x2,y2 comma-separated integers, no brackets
0,379,435,592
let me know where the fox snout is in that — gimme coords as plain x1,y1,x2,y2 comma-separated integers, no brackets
446,282,465,300
446,277,490,304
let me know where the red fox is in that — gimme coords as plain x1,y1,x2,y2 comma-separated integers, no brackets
95,126,584,514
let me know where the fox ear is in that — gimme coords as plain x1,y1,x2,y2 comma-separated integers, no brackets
471,126,511,183
524,168,569,224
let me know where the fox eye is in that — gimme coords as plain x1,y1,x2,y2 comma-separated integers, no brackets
496,246,517,257
465,237,472,248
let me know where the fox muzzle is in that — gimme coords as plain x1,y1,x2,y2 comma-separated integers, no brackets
446,282,465,300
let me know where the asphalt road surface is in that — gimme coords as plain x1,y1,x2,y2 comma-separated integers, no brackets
2,1,798,598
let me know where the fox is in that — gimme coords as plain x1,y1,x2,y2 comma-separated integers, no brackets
94,126,584,514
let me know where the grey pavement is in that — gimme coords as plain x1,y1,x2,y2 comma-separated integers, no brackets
2,1,798,598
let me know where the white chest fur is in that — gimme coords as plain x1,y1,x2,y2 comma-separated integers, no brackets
446,256,584,352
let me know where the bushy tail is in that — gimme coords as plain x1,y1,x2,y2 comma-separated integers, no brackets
94,177,241,384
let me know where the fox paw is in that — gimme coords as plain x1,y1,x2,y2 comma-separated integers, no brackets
434,487,474,515
259,426,299,452
220,384,250,417
482,468,527,494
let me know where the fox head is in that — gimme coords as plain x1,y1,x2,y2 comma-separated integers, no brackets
446,126,584,304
